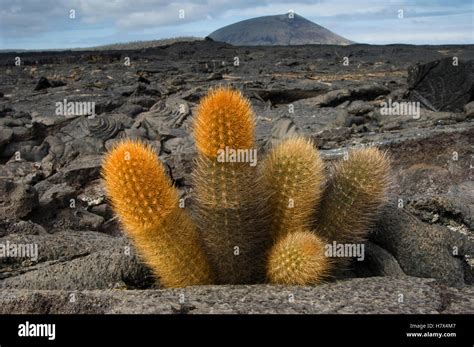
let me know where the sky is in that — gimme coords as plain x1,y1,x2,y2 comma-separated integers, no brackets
0,0,473,50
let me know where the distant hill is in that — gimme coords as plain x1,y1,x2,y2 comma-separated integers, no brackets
0,37,202,53
208,13,353,46
84,37,202,51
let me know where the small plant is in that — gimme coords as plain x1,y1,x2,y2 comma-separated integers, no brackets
314,147,391,245
262,136,324,239
267,230,331,285
102,140,213,288
192,87,271,284
102,87,391,287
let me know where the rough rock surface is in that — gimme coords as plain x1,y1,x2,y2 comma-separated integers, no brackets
0,277,472,314
0,230,153,289
370,204,473,286
0,41,473,313
408,58,473,112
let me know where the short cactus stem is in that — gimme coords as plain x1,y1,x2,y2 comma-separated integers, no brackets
102,140,213,288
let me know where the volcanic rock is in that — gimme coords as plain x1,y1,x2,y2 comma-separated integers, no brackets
0,277,472,314
370,204,473,286
0,182,38,220
408,58,474,112
0,40,473,312
33,77,51,91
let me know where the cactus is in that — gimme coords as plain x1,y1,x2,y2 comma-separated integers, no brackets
101,85,393,288
193,86,255,158
314,147,390,245
102,139,213,288
262,136,324,239
267,230,331,285
192,86,271,284
262,137,327,285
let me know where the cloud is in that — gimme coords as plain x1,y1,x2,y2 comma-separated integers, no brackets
115,3,212,28
0,0,472,49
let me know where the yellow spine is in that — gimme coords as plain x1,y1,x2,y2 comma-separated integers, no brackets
267,230,331,285
314,147,391,244
262,136,324,239
102,140,213,288
192,87,271,284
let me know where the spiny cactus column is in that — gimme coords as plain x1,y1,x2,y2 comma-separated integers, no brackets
314,147,390,245
262,136,324,240
267,230,331,285
102,140,213,288
192,87,271,284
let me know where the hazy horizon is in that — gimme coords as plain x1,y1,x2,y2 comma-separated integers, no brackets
0,0,473,50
